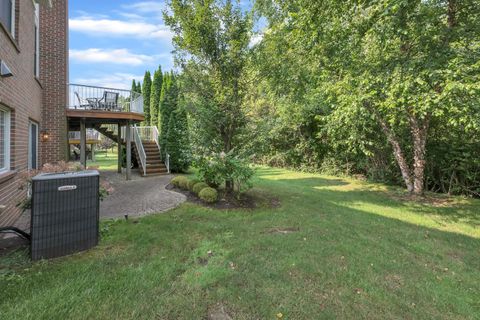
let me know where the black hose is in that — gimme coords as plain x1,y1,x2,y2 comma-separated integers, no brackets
0,227,31,241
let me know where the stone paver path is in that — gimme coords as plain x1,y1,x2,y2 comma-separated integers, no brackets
100,170,186,219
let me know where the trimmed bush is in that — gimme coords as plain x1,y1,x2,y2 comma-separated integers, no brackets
187,178,200,191
171,176,189,189
199,187,218,203
192,182,209,195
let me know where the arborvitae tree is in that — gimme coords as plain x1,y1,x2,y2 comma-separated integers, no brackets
142,71,152,124
136,82,142,94
165,107,191,172
131,79,137,92
159,73,177,157
150,66,163,127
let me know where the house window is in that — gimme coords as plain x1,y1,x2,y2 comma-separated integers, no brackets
29,121,38,170
0,0,15,38
34,3,40,77
0,106,11,173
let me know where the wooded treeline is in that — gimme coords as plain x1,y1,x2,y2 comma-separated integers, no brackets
136,0,480,196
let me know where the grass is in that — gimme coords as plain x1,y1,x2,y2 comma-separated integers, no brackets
1,167,479,319
87,148,118,171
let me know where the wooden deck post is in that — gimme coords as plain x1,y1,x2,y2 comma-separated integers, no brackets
80,119,86,168
126,121,132,180
117,123,122,173
91,144,95,162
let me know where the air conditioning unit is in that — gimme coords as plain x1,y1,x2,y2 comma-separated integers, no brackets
31,171,100,260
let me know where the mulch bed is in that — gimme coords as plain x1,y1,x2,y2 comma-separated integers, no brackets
166,184,281,210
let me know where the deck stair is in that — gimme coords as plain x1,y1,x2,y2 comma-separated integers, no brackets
94,124,169,176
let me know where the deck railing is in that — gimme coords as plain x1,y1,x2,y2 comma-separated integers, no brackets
68,129,100,141
133,127,147,176
68,84,143,114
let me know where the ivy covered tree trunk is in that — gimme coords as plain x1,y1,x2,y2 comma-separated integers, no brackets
375,113,414,193
410,115,430,195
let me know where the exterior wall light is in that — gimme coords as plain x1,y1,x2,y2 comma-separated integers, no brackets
41,131,50,141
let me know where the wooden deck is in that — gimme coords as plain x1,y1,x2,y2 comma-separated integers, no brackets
66,109,144,121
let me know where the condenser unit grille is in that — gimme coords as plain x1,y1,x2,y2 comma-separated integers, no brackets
31,171,100,260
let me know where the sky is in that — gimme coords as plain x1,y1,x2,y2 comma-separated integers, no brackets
69,0,257,90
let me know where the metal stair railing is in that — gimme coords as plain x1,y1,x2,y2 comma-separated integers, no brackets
133,126,147,176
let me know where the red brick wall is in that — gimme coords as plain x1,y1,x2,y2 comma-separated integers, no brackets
0,0,43,226
40,0,69,164
0,1,68,227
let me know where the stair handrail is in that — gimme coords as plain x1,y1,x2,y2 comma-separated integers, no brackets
152,126,161,158
166,153,170,174
133,125,147,176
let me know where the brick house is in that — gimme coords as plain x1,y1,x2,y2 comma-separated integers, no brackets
0,0,68,227
0,1,156,230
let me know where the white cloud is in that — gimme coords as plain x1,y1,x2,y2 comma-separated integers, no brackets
73,73,144,90
70,48,155,66
122,1,165,14
69,17,172,40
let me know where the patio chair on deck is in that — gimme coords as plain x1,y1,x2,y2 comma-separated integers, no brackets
99,91,119,111
75,92,95,109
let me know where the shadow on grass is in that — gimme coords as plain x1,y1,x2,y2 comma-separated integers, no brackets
259,172,480,231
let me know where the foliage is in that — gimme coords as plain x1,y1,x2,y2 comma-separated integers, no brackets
121,147,138,169
142,71,152,125
195,151,254,194
171,176,189,189
192,182,209,195
252,0,480,196
150,66,163,127
98,137,114,150
187,178,201,191
165,108,191,172
165,0,253,192
198,187,218,203
159,73,175,154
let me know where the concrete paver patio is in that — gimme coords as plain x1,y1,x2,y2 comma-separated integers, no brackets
100,170,186,219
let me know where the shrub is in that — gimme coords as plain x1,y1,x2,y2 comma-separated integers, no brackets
199,187,218,203
17,161,113,211
187,178,200,191
171,176,188,189
195,152,255,194
192,182,209,195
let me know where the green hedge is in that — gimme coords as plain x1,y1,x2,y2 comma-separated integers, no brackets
199,187,218,203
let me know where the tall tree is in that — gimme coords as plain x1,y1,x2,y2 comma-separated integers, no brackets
256,0,480,195
165,107,191,172
150,66,163,127
142,71,152,124
165,0,252,192
130,79,137,93
159,73,174,156
136,82,142,94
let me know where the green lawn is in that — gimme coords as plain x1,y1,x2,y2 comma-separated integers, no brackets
87,148,118,171
1,167,479,319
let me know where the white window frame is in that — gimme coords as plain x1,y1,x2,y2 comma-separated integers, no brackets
28,121,39,170
0,106,11,173
34,3,40,77
11,0,15,38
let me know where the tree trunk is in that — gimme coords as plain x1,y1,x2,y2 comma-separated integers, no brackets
371,107,414,193
223,131,234,193
409,114,430,195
